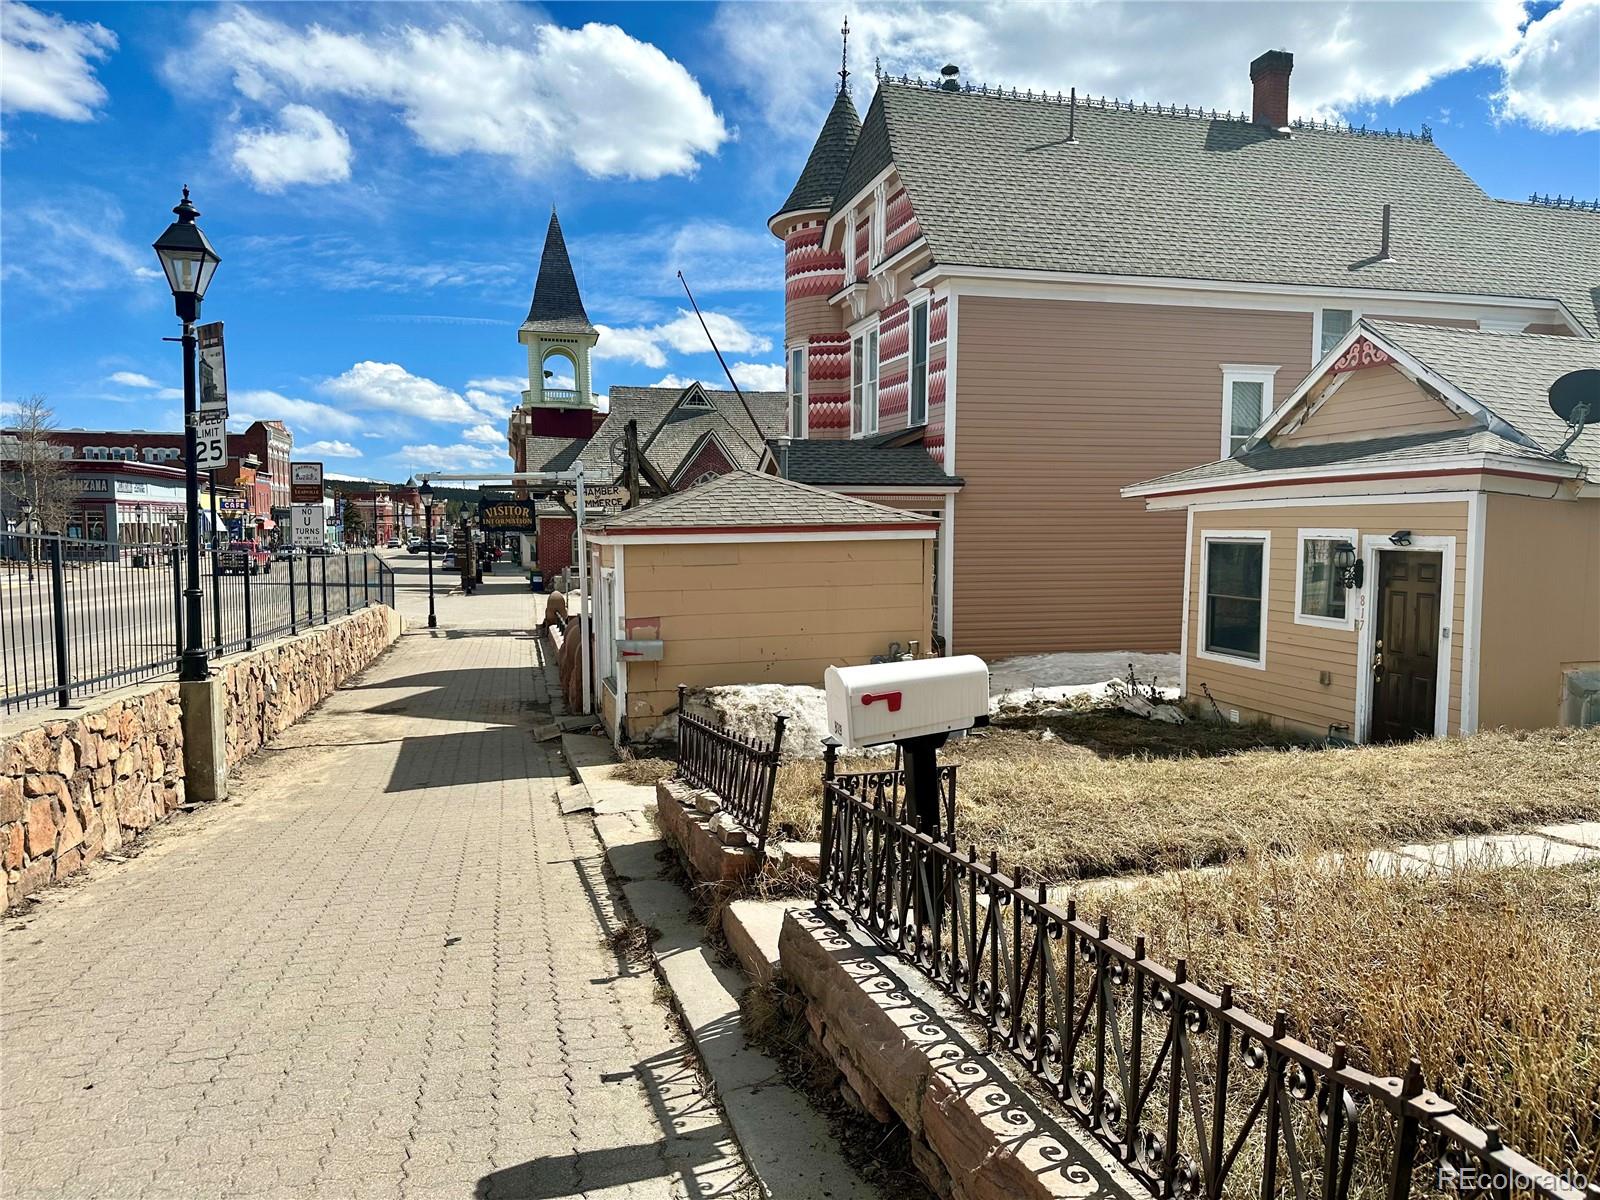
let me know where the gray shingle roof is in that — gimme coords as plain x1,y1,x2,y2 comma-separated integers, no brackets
524,210,596,335
773,439,962,487
846,82,1600,334
594,470,938,532
1366,321,1600,469
523,435,585,474
775,87,862,219
1128,321,1600,492
576,386,787,481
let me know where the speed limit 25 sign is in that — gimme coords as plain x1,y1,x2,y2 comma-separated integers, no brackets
195,417,228,470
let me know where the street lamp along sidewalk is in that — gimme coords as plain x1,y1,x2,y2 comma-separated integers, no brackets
419,479,438,629
152,187,221,683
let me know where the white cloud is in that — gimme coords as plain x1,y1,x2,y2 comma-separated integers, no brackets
729,362,786,391
300,439,362,458
320,361,478,423
186,9,727,180
396,442,507,473
231,103,353,191
465,376,524,395
230,388,363,436
718,1,1527,132
106,371,184,400
0,1,116,122
0,187,162,301
575,221,778,296
594,309,772,368
464,389,516,421
1497,0,1600,131
462,423,503,446
648,374,704,390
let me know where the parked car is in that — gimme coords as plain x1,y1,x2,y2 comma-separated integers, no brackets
407,538,423,554
274,545,303,561
386,537,402,549
305,544,337,556
219,541,272,575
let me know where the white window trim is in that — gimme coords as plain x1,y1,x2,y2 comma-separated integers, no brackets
1312,306,1360,364
787,345,808,438
1294,527,1358,631
1196,530,1271,671
1220,365,1280,458
864,327,879,436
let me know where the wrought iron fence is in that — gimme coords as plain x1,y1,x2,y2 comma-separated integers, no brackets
675,684,786,854
817,752,1587,1200
2,532,397,713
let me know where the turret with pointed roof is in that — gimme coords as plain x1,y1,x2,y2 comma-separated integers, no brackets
523,209,596,336
516,207,598,420
772,87,861,225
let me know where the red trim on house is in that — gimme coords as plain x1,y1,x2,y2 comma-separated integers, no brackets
1138,465,1569,501
597,521,941,537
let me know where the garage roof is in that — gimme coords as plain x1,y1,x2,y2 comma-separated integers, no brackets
591,470,939,536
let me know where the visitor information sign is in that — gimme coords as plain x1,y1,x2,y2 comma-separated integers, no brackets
290,504,323,547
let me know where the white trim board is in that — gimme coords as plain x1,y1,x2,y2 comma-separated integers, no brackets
586,528,938,546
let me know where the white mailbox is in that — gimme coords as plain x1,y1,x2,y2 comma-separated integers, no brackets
824,656,990,749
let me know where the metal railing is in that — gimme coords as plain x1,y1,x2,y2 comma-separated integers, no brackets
675,685,786,854
3,532,396,712
817,751,1587,1200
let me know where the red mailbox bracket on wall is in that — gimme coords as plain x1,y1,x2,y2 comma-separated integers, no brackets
861,691,903,713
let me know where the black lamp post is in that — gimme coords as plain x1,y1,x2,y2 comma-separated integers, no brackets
419,480,437,628
152,186,221,683
19,498,36,581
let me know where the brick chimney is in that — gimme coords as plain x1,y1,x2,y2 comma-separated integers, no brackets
1250,50,1294,128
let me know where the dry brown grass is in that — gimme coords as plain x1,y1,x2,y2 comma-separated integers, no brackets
613,754,677,788
769,725,1600,881
1072,855,1600,1180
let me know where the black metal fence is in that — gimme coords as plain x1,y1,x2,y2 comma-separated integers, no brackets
817,753,1586,1200
675,685,787,854
2,532,396,713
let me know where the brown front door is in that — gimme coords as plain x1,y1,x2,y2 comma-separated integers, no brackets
1370,550,1443,742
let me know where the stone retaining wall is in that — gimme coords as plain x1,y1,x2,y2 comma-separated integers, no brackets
2,605,399,908
780,907,1139,1200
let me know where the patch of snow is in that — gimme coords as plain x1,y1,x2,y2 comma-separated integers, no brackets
685,683,866,761
986,650,1181,713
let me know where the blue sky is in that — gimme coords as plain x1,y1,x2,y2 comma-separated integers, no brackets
3,1,1596,483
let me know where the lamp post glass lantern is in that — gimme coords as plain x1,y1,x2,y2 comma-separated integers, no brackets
419,481,437,628
152,186,221,682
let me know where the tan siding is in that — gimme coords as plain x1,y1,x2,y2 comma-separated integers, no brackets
1477,494,1600,730
1277,363,1474,446
787,293,838,345
1187,501,1468,739
951,296,1313,657
619,538,933,734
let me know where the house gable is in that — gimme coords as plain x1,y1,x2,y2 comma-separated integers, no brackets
1275,361,1476,448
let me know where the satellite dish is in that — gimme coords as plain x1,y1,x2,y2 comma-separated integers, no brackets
1548,368,1597,459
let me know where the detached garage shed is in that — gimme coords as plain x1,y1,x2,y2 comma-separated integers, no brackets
585,470,938,743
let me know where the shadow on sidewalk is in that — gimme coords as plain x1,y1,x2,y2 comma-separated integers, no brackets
385,725,543,791
475,1045,749,1199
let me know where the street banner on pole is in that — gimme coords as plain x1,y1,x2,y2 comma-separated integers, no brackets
290,462,324,505
290,504,323,547
195,415,228,469
198,322,228,415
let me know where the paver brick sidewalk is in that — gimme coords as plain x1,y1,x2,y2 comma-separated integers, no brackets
0,572,750,1199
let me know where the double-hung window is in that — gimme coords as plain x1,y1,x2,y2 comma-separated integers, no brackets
910,302,929,427
788,346,806,437
1318,308,1355,359
851,329,879,436
1200,533,1269,667
1295,529,1356,629
1220,365,1278,457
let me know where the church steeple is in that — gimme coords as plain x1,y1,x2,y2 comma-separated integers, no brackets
518,208,596,412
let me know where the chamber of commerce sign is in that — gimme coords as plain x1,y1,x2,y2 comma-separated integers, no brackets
478,500,537,532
